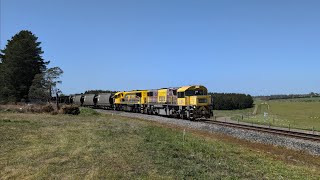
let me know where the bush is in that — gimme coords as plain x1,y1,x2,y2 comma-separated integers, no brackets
41,104,54,113
51,111,58,115
28,105,42,113
61,105,80,115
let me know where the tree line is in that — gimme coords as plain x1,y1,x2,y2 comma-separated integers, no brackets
0,30,63,104
84,90,118,94
256,92,320,101
209,93,254,110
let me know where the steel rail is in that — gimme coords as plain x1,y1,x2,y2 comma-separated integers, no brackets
203,120,320,142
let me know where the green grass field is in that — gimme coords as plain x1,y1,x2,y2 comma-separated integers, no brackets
1,109,320,179
214,98,320,131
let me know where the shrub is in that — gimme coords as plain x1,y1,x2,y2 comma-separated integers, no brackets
61,105,80,115
28,105,42,113
51,111,58,115
41,104,54,113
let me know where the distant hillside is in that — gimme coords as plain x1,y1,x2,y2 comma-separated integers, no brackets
255,93,320,101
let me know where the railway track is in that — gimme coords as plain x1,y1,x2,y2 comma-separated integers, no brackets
203,120,320,142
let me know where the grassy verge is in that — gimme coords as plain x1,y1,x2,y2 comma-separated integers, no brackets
214,99,320,131
0,111,319,179
79,107,100,116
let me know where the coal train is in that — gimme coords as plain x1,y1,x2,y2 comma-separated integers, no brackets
62,85,212,120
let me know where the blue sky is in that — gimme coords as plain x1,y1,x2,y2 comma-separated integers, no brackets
1,0,319,95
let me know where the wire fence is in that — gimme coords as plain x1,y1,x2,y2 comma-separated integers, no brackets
213,112,319,134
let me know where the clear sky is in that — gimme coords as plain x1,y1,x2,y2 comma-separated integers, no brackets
1,0,319,95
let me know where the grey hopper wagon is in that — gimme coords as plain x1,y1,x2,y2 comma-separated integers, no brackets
83,94,96,106
95,93,113,109
57,95,72,104
73,94,84,106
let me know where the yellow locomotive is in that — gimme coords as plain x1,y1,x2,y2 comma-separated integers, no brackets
113,90,148,112
177,85,212,119
113,85,212,119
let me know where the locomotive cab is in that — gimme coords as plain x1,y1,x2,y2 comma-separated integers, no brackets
113,92,124,110
177,85,212,119
113,92,124,104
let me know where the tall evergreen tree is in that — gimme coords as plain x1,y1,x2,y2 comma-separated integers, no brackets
0,30,48,103
0,55,4,103
28,73,50,102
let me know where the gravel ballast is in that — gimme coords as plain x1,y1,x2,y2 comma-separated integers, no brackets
96,109,320,156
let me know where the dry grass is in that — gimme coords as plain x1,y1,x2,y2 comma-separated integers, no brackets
0,104,81,115
0,110,319,179
0,104,55,113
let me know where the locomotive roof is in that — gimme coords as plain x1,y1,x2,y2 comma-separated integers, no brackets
177,85,207,92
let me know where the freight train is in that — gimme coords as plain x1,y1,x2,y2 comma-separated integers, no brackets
64,85,212,120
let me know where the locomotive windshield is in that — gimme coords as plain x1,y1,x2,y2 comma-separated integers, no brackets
185,90,207,96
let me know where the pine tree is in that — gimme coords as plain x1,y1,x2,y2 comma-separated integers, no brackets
28,73,50,102
0,57,4,103
0,30,48,103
